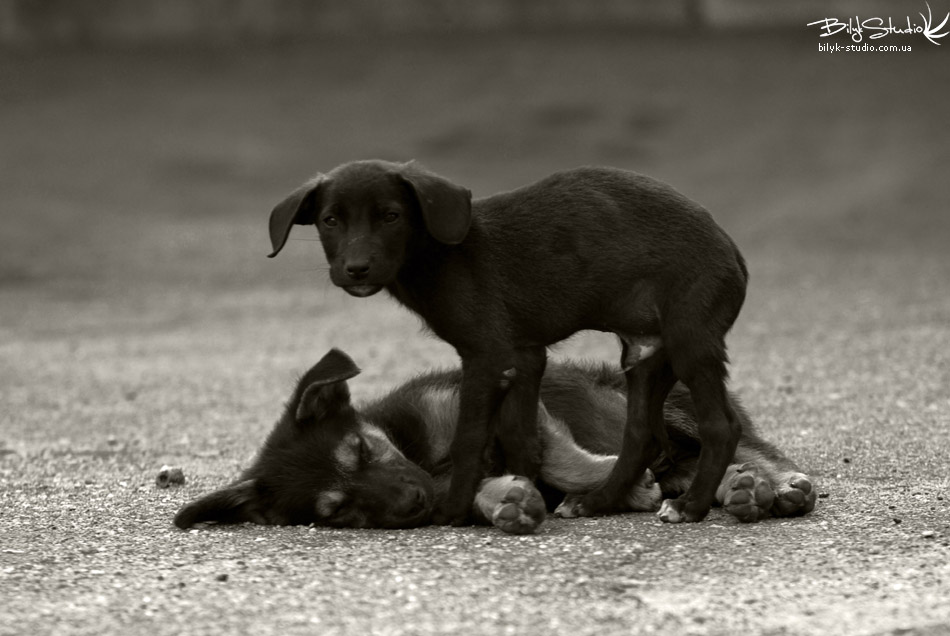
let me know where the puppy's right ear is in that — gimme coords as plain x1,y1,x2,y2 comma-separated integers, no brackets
268,175,325,258
173,479,265,529
398,163,472,245
295,349,362,423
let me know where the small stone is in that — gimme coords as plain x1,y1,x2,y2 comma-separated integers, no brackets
922,530,936,538
216,573,228,582
818,492,829,499
156,465,185,488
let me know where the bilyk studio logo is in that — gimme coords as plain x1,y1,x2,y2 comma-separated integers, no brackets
808,1,949,45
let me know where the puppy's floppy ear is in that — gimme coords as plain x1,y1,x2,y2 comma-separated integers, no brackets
173,479,265,529
295,349,362,423
268,175,326,258
398,162,472,245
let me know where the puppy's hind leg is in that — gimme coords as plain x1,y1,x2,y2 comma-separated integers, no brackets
659,348,741,523
436,354,512,526
572,343,676,517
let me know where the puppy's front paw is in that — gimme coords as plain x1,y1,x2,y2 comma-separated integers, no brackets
772,473,817,517
490,477,546,535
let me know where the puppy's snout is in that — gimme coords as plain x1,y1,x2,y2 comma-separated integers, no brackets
345,261,371,280
399,476,430,514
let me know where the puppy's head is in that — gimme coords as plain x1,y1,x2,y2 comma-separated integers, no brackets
173,349,436,530
267,160,472,298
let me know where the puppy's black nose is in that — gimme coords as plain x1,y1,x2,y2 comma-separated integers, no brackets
345,262,370,280
405,486,428,515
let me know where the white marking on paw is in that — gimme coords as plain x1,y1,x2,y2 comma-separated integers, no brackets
657,499,683,523
554,494,583,518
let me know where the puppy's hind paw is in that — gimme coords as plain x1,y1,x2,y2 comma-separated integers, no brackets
772,473,817,517
719,463,775,523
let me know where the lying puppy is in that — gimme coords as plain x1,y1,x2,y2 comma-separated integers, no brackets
174,350,816,534
266,161,749,525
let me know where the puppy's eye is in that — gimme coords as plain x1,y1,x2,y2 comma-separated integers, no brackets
383,211,400,223
322,215,338,228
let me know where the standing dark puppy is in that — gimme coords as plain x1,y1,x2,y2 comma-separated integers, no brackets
268,160,748,525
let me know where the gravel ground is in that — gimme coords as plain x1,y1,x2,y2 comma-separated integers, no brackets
2,31,949,635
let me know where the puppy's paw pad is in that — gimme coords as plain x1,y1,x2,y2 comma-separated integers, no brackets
772,473,817,517
492,479,546,535
504,485,525,504
722,469,774,523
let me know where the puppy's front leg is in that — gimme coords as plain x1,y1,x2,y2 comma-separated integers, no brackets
495,346,546,478
433,354,510,526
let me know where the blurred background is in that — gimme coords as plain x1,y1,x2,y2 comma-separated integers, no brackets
1,0,948,462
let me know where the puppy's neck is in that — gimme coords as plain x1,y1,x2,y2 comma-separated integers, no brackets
386,234,460,311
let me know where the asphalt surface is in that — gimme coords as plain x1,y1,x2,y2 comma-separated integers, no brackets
2,32,949,635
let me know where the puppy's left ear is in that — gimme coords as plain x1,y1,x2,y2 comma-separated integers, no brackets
268,175,326,258
398,163,472,245
173,479,265,529
295,349,362,422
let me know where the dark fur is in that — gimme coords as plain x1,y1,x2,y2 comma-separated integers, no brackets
175,351,814,531
267,161,749,524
